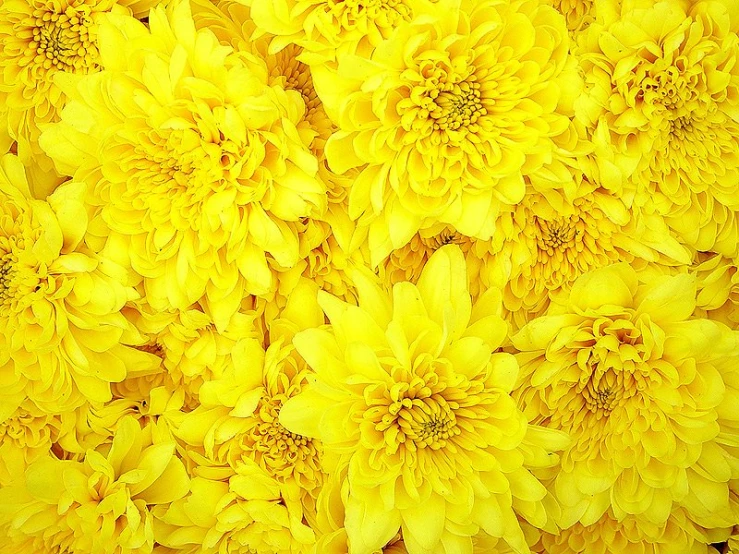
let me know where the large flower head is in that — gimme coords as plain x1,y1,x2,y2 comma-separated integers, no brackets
40,0,327,328
312,0,576,263
513,263,739,529
0,153,157,415
575,0,739,254
280,245,569,554
0,416,190,554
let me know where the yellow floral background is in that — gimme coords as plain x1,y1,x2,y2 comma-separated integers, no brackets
1,0,739,552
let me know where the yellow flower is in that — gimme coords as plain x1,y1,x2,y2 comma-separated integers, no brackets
190,0,334,154
249,0,416,62
513,263,739,529
0,153,157,414
547,0,597,33
0,403,61,486
156,472,315,554
298,217,358,303
536,508,725,554
124,298,261,401
312,0,575,263
693,252,739,327
0,0,154,175
280,246,568,554
40,0,326,329
0,416,190,554
173,339,324,514
484,184,690,331
575,0,739,254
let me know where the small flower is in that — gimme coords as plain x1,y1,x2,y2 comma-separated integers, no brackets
173,339,324,513
0,154,157,414
156,471,315,554
280,245,568,554
513,263,739,529
250,0,416,61
484,185,689,330
0,403,61,486
0,416,190,554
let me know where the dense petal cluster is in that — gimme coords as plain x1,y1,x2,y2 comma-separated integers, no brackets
513,263,739,531
3,0,739,552
575,0,739,254
40,1,326,328
0,153,157,415
280,246,568,554
313,0,576,263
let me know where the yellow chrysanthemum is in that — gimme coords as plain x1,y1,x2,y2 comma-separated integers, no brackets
0,0,157,176
0,416,189,554
485,184,691,331
173,339,324,510
249,0,419,62
40,0,327,329
298,217,358,303
536,508,725,554
575,0,739,254
280,246,568,554
123,298,261,401
312,0,576,264
156,472,315,554
0,153,157,414
513,263,739,530
547,0,597,33
0,403,61,486
189,0,334,154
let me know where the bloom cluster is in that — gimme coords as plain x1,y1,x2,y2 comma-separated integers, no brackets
1,0,739,552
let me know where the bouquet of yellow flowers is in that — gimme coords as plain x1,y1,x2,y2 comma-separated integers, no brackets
1,0,739,552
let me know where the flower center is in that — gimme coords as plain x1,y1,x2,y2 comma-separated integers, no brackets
276,46,321,117
245,394,320,483
431,80,486,131
374,373,463,453
26,4,98,73
536,217,577,252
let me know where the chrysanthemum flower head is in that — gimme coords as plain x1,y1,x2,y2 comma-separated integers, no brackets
0,415,189,554
312,0,576,264
513,262,739,529
249,0,422,62
40,0,327,329
190,0,334,155
536,508,727,554
0,153,157,414
484,181,691,331
0,403,61,486
156,470,315,554
0,0,156,174
172,338,325,514
124,298,261,401
575,0,739,254
280,245,569,554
